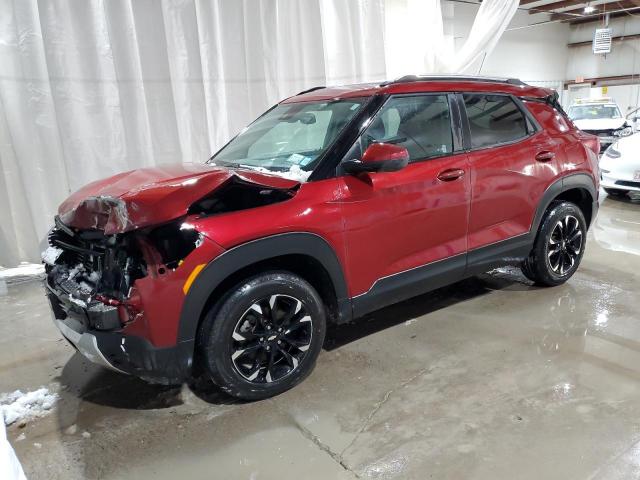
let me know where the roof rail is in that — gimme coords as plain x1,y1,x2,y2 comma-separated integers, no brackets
380,75,525,87
296,85,326,95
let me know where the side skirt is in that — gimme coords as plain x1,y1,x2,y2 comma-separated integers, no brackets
351,253,466,319
350,235,533,320
465,233,532,277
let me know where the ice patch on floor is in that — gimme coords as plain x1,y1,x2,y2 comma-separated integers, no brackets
0,263,45,285
1,387,58,426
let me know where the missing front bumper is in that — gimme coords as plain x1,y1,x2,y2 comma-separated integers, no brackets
47,289,193,384
54,317,127,374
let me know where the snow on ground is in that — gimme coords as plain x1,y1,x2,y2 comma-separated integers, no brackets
0,263,45,285
1,388,58,426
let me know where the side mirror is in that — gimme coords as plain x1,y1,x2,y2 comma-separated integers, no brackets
343,142,409,174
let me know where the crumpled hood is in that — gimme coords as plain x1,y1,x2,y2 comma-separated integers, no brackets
58,164,299,234
573,117,627,131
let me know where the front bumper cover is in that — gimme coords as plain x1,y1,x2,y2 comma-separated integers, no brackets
597,136,615,152
46,283,192,384
601,174,640,192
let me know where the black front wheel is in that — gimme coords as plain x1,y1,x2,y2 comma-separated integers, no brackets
198,272,326,400
521,201,587,286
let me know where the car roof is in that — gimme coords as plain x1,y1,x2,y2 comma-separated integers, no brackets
282,76,554,103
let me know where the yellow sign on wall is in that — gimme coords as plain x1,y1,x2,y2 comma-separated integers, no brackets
602,86,608,95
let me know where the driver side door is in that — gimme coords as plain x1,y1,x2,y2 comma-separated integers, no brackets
337,94,471,316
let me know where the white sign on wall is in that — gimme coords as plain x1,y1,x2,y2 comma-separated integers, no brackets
593,28,612,55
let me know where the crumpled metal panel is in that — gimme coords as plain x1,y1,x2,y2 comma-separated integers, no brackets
58,164,299,234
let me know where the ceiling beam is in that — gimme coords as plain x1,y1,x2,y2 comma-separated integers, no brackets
564,74,640,88
566,7,640,23
568,32,640,46
552,0,640,19
565,0,639,13
529,9,575,18
519,0,545,5
528,0,588,14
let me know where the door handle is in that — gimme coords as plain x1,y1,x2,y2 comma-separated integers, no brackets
535,151,555,162
437,168,465,182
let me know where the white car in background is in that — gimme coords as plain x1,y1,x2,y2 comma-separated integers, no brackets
568,100,633,152
600,133,640,196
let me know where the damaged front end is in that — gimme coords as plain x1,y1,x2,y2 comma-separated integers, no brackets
45,215,150,331
45,166,299,382
44,214,214,383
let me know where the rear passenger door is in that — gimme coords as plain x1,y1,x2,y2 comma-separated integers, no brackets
460,93,559,251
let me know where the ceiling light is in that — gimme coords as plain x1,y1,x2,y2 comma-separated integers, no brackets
584,4,596,13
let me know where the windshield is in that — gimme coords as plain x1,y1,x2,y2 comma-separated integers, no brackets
568,104,622,121
209,99,366,181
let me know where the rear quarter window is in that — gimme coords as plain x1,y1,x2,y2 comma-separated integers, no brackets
463,94,529,148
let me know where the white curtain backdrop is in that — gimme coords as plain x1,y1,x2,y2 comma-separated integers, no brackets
0,0,517,266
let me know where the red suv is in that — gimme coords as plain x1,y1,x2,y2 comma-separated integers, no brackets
44,76,599,399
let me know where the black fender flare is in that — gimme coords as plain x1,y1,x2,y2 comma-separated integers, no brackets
176,232,350,345
530,173,598,238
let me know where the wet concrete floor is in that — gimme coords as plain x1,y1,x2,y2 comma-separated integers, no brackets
2,193,640,479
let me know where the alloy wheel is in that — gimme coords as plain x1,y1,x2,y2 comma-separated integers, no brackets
230,294,313,383
547,215,583,275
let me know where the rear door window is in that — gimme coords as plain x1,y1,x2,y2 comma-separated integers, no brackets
463,94,529,148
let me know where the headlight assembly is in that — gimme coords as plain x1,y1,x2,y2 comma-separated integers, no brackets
614,126,633,137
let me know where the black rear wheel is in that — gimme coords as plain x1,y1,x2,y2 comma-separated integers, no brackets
198,271,326,400
521,201,586,286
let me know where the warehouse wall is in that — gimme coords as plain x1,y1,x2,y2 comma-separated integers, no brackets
564,16,640,113
566,16,640,81
386,1,571,89
449,1,570,91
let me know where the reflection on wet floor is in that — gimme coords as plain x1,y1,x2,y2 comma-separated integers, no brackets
593,192,640,256
1,192,640,479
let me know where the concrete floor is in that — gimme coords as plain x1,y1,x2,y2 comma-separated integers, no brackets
2,193,640,480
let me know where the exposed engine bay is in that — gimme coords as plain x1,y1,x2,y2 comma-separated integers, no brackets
44,215,202,331
46,217,147,299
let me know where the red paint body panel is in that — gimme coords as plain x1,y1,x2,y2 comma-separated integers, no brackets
189,178,348,269
338,153,470,296
58,164,299,234
466,132,562,250
122,236,225,347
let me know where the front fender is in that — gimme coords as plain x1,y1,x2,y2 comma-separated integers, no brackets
176,232,350,345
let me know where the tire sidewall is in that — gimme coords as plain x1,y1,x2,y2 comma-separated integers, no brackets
533,201,587,286
200,272,326,400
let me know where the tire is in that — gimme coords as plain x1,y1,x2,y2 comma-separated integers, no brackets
521,201,587,287
198,271,326,400
604,188,629,196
